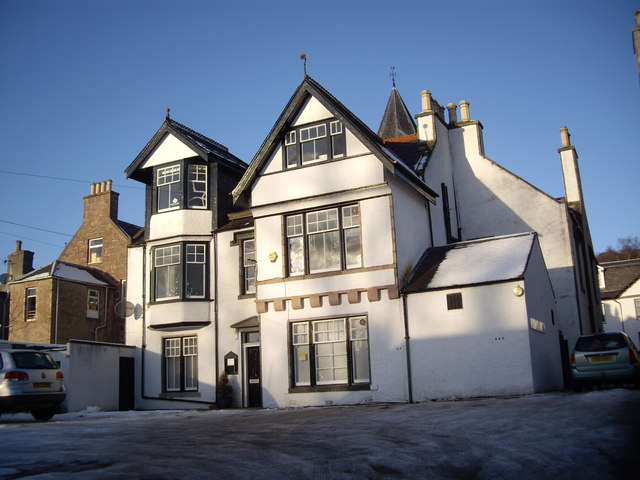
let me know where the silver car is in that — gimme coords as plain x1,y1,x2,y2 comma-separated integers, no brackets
0,349,66,421
571,332,640,391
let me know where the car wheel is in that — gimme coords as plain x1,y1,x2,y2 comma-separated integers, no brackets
31,407,56,422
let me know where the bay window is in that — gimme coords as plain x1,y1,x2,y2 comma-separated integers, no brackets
291,316,370,390
153,243,208,301
156,162,209,213
286,205,361,276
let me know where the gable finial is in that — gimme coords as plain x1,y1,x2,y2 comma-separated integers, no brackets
300,54,307,76
390,66,397,88
166,108,171,121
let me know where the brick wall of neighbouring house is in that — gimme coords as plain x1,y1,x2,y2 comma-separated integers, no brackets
8,279,54,343
54,281,123,344
58,182,130,282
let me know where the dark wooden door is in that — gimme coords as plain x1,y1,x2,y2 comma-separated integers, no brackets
119,357,135,411
246,346,262,408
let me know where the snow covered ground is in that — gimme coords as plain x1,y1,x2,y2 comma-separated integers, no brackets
0,388,638,479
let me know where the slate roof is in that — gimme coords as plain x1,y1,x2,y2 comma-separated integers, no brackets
9,260,118,287
232,75,437,206
377,87,417,140
600,258,640,299
404,232,537,293
125,117,247,183
116,220,142,238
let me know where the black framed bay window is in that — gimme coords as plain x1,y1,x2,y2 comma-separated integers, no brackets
284,119,346,168
155,161,209,213
153,242,208,302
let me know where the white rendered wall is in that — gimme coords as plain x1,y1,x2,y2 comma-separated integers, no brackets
141,134,199,169
149,210,213,239
259,295,408,408
603,279,640,349
407,282,535,400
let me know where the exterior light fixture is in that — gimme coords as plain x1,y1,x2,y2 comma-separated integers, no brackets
513,285,524,297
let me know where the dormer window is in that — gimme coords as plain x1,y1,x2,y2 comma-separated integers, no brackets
155,162,209,213
285,120,346,168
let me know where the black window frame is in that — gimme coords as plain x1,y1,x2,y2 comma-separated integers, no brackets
151,241,209,303
163,336,198,393
153,159,210,214
285,204,362,277
289,316,371,393
283,119,346,169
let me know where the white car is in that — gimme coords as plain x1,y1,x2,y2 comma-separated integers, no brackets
0,349,66,421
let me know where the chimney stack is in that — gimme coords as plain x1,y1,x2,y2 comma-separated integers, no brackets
7,240,34,281
84,179,119,222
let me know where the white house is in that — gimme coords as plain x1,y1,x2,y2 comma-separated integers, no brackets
124,76,601,409
599,259,640,349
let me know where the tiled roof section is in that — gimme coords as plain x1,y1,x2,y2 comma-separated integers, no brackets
167,118,229,152
600,259,640,299
378,87,417,140
384,133,419,143
404,233,536,293
384,140,428,171
117,220,142,238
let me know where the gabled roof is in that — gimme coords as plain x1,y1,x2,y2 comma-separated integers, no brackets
404,232,537,293
9,260,117,287
232,76,437,206
378,87,417,140
600,258,640,299
116,219,142,238
125,117,247,183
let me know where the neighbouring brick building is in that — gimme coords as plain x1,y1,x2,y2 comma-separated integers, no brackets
6,181,140,344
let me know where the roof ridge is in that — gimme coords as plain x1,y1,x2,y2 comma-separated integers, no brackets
168,118,229,152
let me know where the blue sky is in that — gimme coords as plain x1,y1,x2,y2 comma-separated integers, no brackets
1,0,638,271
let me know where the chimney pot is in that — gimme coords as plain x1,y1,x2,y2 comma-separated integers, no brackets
459,100,470,122
447,103,458,124
420,90,433,112
107,179,112,191
100,181,107,193
90,183,96,195
15,240,22,252
560,126,571,148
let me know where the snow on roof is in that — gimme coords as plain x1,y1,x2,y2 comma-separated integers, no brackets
12,261,110,286
405,232,536,292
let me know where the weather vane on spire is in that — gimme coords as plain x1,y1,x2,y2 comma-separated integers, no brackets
390,66,397,88
300,54,307,76
166,108,171,121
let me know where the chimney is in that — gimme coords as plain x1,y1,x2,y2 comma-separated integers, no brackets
447,103,458,124
84,179,119,223
7,240,34,281
558,127,584,210
459,100,470,122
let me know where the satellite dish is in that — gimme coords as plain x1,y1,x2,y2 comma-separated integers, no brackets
0,273,9,284
114,301,136,317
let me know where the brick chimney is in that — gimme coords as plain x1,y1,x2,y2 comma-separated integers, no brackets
7,240,34,281
84,180,119,223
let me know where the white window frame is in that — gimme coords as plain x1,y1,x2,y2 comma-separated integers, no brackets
187,164,208,209
165,336,198,392
154,244,182,301
157,165,182,212
300,124,328,164
25,287,37,321
242,239,256,295
88,238,103,264
185,244,206,299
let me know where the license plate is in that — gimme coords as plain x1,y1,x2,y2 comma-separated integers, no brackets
32,382,51,388
590,355,614,363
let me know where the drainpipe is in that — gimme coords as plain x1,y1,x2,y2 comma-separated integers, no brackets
401,293,414,403
54,278,60,344
213,232,220,401
93,285,109,341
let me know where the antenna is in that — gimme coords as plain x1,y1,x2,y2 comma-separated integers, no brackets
114,301,136,318
390,66,397,88
300,54,307,76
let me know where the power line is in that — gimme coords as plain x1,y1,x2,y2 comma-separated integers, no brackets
0,231,66,248
0,170,143,190
0,220,72,237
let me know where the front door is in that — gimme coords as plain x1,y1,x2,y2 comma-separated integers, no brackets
246,346,262,407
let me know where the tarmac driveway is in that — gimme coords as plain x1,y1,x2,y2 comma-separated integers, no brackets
0,388,638,479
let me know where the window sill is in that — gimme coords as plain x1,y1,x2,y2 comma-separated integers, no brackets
159,391,201,398
237,293,256,300
289,384,370,394
149,298,211,306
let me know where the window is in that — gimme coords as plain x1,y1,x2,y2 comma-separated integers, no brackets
25,288,36,321
286,205,361,276
284,119,346,167
291,316,370,390
164,336,198,392
87,289,100,319
447,292,463,310
157,165,182,212
88,238,103,263
153,243,208,301
156,163,209,213
242,239,256,295
187,165,207,209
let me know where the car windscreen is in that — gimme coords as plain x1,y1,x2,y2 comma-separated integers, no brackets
11,352,59,369
575,334,627,352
